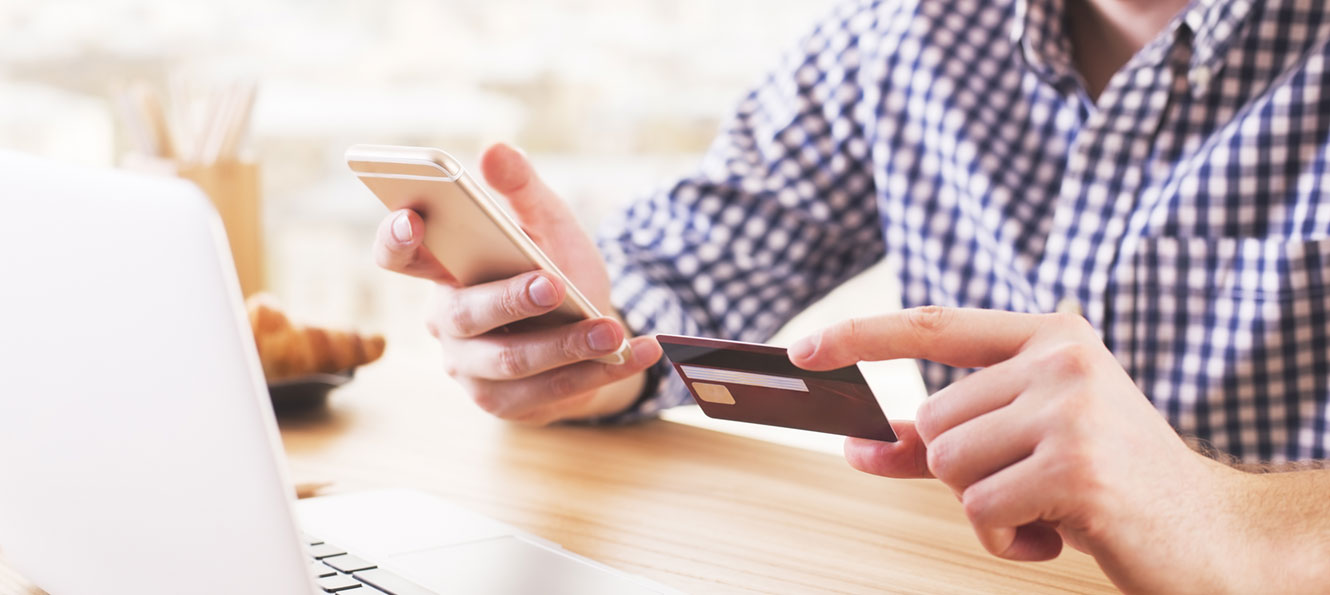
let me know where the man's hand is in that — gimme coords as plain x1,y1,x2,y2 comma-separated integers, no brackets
372,143,661,425
788,306,1255,593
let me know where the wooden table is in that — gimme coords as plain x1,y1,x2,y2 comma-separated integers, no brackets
0,357,1116,594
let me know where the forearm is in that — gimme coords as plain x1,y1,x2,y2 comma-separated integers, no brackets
1223,468,1330,592
588,1,894,421
1186,435,1330,472
1184,437,1330,590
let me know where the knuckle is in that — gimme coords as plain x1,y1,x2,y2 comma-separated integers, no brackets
925,436,956,479
832,316,868,356
1046,311,1094,336
560,327,591,360
904,305,951,335
913,438,932,478
469,386,504,416
915,399,941,436
439,339,470,364
446,305,476,337
1051,448,1107,508
960,485,995,526
434,334,464,366
545,368,580,400
498,280,533,321
439,353,461,379
1041,342,1096,377
495,346,530,378
1059,442,1097,478
842,316,864,343
1062,389,1096,419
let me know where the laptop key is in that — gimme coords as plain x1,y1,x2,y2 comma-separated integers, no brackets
310,561,338,578
353,568,434,595
316,573,364,592
308,542,348,559
324,553,377,573
302,532,326,546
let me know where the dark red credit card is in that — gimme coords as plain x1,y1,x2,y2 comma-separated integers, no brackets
657,334,897,442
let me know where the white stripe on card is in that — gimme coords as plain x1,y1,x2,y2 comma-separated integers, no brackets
680,365,809,392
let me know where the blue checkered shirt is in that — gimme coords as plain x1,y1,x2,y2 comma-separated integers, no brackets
596,0,1330,462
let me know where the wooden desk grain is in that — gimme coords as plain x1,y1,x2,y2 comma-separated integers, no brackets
277,360,1115,594
0,359,1117,594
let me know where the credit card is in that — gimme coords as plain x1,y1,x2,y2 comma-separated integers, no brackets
657,334,897,442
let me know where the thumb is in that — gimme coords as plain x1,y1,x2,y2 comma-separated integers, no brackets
479,143,582,247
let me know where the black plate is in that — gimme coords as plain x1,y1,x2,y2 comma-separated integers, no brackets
267,368,355,412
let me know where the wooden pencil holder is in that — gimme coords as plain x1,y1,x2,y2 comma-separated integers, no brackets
177,159,266,297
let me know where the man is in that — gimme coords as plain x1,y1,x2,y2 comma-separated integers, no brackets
373,0,1330,591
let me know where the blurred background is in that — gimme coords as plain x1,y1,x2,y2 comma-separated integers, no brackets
1,0,922,449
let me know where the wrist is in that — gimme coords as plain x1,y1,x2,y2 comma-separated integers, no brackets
1191,456,1258,594
1102,452,1249,594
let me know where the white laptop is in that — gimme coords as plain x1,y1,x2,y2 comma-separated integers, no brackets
0,151,677,595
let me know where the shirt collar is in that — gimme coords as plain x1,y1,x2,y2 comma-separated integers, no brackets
1179,0,1258,76
1011,0,1260,88
1011,0,1075,82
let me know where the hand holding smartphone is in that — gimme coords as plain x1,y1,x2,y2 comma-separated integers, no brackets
347,144,630,365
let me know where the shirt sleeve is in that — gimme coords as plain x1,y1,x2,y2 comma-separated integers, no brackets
589,1,888,423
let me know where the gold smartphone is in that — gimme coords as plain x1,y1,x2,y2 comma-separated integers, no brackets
346,144,629,365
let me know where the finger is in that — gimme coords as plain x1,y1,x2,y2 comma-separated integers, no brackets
462,336,661,421
960,454,1064,560
372,209,456,283
843,422,933,479
913,356,1031,443
508,391,597,427
511,340,660,425
434,271,566,338
924,399,1041,492
788,306,1087,371
479,143,588,254
449,317,627,380
989,524,1058,561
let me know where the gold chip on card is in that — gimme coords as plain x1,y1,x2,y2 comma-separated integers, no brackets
690,382,736,405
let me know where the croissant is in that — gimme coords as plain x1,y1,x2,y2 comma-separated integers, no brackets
246,295,386,382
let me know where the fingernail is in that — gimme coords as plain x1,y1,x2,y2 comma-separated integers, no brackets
587,322,618,352
391,212,413,244
788,333,818,361
527,276,559,308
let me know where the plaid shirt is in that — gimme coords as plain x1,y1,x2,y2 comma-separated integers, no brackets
597,0,1330,462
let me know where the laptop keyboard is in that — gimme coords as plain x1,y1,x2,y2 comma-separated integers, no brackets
304,533,432,594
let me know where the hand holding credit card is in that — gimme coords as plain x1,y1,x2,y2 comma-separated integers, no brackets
657,334,897,442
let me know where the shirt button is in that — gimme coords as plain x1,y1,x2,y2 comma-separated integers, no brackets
1055,298,1083,316
1191,66,1212,89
